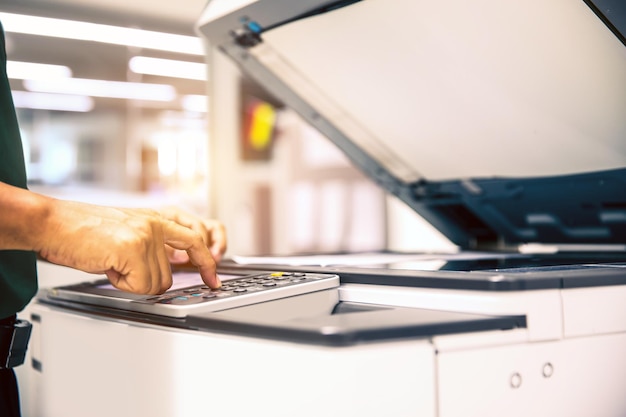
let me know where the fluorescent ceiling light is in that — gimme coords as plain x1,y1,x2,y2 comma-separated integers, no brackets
7,61,72,80
181,95,208,113
129,56,207,81
24,78,176,102
0,12,204,56
11,90,94,112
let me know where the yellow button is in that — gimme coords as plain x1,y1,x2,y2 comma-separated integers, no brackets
270,272,283,277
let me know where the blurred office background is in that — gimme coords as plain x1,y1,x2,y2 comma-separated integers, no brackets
0,0,452,258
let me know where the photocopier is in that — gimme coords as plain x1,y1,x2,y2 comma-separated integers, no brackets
29,1,626,416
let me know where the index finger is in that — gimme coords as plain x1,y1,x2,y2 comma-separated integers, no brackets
161,220,221,289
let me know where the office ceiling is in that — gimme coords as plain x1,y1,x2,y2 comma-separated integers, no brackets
44,0,210,28
1,0,211,112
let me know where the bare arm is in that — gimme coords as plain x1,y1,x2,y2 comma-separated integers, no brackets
0,181,225,294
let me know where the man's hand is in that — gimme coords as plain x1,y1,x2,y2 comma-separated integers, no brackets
34,199,225,295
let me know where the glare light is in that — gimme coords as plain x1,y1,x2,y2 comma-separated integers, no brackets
7,61,72,80
182,95,209,113
0,12,204,56
178,138,198,181
11,90,94,112
129,56,207,81
158,139,178,177
24,78,176,102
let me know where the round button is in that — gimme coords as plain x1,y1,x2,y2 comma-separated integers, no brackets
542,363,554,378
510,373,522,389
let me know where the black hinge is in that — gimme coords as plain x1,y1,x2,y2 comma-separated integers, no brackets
231,20,264,48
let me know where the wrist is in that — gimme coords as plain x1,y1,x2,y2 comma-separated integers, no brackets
26,193,56,253
0,183,54,251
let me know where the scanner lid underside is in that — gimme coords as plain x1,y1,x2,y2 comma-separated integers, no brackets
197,0,626,249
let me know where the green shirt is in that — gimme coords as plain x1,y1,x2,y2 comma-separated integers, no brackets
0,21,38,319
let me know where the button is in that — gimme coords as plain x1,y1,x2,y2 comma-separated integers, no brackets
510,373,522,389
542,363,554,378
233,288,248,293
202,294,217,299
191,293,203,297
215,292,231,298
263,282,277,287
270,272,284,277
293,273,305,277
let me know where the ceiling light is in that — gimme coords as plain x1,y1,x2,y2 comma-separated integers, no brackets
11,90,94,112
7,61,72,80
24,78,177,102
129,56,207,81
0,12,204,56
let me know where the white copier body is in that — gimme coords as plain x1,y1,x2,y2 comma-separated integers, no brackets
27,0,626,416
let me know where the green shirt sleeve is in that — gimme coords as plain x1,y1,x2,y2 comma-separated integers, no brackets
0,20,39,319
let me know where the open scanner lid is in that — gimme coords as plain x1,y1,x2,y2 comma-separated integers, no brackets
197,0,626,250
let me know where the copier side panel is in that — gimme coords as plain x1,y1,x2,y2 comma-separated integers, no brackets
30,303,437,417
561,284,626,337
435,332,626,417
339,284,563,341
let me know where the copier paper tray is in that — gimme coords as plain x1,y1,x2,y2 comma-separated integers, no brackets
40,280,527,347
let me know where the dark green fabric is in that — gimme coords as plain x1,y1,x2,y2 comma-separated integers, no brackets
0,21,38,319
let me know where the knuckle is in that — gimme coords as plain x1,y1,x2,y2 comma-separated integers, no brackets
133,278,154,294
189,230,205,247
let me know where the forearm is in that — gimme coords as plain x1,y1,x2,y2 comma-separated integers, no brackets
0,181,52,251
0,181,223,292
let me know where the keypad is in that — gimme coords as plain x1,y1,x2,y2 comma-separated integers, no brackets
140,272,323,306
